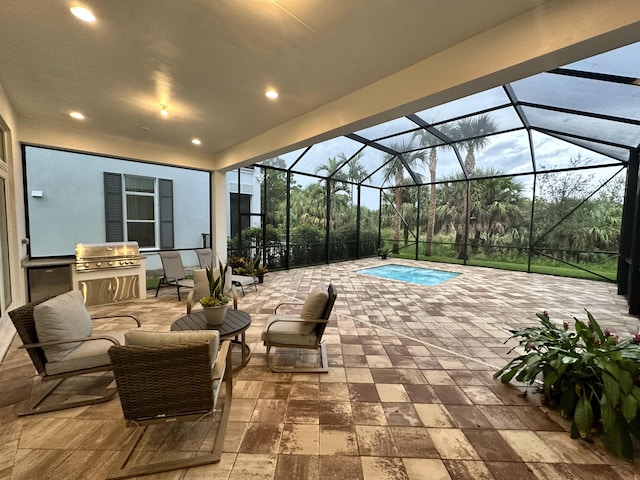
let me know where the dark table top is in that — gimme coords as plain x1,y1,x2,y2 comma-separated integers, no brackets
171,309,251,338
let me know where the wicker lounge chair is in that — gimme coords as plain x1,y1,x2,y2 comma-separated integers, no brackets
107,330,233,479
262,283,337,373
8,291,140,416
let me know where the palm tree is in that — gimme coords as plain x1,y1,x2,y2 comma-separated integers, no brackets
314,156,350,198
381,140,424,253
412,126,453,256
452,113,498,259
454,113,498,174
468,172,525,254
343,152,368,203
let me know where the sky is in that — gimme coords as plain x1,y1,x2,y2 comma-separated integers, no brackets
256,41,638,201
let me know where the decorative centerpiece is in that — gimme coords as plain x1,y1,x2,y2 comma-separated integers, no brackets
200,258,230,325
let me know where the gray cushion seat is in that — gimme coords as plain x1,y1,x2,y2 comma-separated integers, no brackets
261,315,321,347
44,331,127,375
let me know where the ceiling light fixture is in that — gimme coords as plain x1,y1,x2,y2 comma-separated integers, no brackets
160,104,169,117
69,111,85,120
192,138,202,146
265,89,279,100
70,6,96,22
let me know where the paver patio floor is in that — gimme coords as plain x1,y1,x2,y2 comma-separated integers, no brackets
1,258,638,479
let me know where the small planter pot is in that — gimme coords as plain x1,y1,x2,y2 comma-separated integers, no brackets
203,304,229,325
257,275,264,284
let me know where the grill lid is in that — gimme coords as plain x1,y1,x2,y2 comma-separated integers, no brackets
75,241,140,260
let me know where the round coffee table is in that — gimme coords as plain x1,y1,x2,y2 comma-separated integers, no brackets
171,309,251,370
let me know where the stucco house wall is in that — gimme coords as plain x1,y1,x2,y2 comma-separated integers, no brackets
25,145,211,269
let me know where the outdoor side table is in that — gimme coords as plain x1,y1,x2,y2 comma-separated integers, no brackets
171,309,251,371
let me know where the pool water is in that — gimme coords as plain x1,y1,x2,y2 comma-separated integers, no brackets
358,264,460,286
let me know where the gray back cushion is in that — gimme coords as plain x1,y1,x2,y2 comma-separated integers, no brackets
300,283,328,320
125,329,220,361
34,290,92,362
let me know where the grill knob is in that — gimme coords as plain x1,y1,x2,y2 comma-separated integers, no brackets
108,261,113,266
96,262,101,267
84,262,89,268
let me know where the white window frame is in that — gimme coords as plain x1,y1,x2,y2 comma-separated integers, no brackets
123,174,158,249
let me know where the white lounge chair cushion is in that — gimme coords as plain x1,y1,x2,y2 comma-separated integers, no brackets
231,274,256,287
261,315,320,347
34,290,93,362
44,330,127,375
125,329,220,362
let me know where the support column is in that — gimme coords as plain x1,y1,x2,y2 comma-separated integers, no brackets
211,171,228,263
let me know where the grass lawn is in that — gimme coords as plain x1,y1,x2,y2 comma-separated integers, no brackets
392,253,616,282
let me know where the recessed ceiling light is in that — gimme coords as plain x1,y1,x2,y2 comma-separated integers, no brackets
69,111,85,120
265,89,279,100
70,6,96,23
160,104,169,117
192,138,202,146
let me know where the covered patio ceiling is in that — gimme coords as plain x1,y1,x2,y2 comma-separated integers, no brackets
258,41,640,187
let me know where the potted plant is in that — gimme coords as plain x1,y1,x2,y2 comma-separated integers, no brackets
248,253,268,283
200,258,231,325
254,263,268,283
494,310,640,460
377,245,390,259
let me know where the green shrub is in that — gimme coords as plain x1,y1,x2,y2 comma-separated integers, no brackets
494,311,640,460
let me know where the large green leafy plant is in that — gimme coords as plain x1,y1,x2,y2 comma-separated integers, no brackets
494,310,640,460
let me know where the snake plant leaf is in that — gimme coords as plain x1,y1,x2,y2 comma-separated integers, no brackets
574,395,593,438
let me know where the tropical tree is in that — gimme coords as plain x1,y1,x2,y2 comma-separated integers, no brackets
314,155,350,198
451,113,498,259
468,172,526,254
381,140,425,253
436,169,525,259
454,114,498,174
412,126,453,256
343,152,368,203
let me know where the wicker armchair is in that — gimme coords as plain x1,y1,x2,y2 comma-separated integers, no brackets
262,283,337,373
8,291,140,416
107,330,233,479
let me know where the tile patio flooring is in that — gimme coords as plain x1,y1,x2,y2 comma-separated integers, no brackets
1,258,639,479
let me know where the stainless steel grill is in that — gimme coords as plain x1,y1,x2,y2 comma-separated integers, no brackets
75,242,141,272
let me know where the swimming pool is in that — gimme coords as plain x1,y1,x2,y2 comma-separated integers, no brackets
357,264,460,286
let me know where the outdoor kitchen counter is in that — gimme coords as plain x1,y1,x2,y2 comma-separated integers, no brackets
22,256,75,302
22,254,147,306
22,256,75,267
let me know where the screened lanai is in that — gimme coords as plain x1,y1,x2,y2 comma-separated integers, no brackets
228,41,640,315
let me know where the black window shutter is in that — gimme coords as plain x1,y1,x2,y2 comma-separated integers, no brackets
104,172,123,242
158,178,174,249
